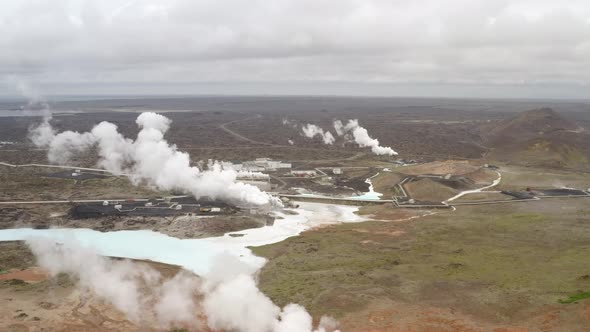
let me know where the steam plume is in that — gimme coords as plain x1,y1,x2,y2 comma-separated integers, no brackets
29,114,56,147
301,124,335,145
29,112,278,206
155,271,202,327
26,238,339,332
296,119,397,156
20,81,55,147
28,237,193,325
202,255,339,332
281,118,298,129
333,119,397,156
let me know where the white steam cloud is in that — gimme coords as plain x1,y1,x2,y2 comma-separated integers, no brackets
219,161,271,180
29,112,278,206
202,257,339,332
28,114,56,147
282,118,299,129
26,238,339,332
301,124,335,145
155,271,202,327
333,119,397,156
28,237,198,327
279,119,296,145
297,119,397,156
19,81,55,147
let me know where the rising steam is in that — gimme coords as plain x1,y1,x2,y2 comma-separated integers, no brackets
19,81,55,147
333,119,397,156
29,112,278,206
28,113,56,147
28,237,197,327
281,118,298,129
26,237,339,332
298,119,397,156
301,124,335,145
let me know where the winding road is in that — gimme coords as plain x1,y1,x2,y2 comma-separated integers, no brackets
444,171,502,203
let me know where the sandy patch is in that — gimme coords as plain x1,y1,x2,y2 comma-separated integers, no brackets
0,267,49,282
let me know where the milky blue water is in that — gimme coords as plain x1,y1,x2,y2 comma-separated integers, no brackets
0,203,365,275
0,228,235,275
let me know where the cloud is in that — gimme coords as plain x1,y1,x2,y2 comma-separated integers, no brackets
2,0,590,97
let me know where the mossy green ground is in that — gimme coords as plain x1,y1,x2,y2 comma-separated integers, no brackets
252,199,590,324
559,291,590,304
0,241,35,273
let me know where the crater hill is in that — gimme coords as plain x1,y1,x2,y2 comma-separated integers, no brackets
481,108,589,170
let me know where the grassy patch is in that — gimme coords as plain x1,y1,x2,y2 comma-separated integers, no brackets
253,200,590,322
559,291,590,304
0,241,35,272
495,165,590,191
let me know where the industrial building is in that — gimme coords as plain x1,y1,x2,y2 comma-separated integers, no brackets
230,158,292,172
71,197,233,218
290,170,317,177
238,180,273,191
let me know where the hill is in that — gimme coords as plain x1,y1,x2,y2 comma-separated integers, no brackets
483,108,580,145
403,178,459,202
482,108,590,170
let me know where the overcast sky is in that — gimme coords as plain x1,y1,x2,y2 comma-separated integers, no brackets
2,0,590,98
